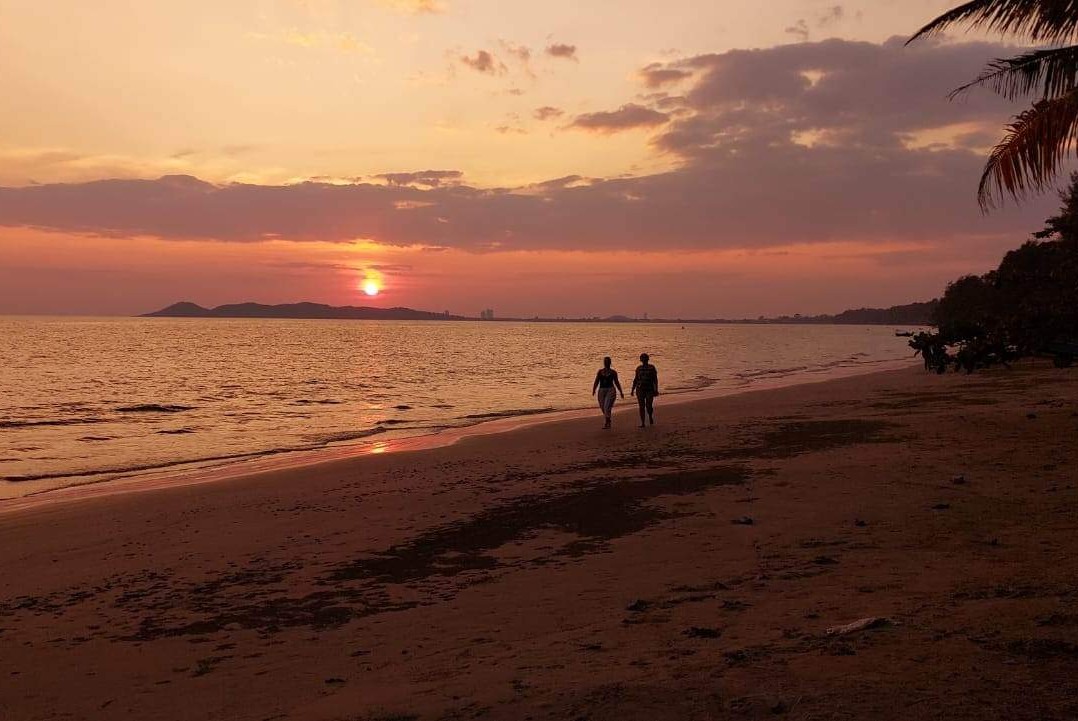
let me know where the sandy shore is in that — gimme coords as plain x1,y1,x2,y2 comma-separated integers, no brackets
2,363,1077,720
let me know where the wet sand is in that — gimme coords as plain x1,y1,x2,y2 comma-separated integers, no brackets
2,363,1077,720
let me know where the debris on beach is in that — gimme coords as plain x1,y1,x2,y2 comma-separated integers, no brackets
684,626,723,639
825,617,892,636
625,599,650,612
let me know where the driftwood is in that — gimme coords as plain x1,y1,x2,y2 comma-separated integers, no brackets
825,617,893,636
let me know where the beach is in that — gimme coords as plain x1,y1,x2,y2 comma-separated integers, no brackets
2,362,1077,720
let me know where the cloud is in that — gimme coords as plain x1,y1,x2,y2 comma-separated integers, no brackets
545,43,577,61
375,170,463,187
500,41,531,65
460,50,506,75
498,41,535,80
533,106,564,121
569,104,670,133
378,0,446,13
640,63,693,88
0,38,1055,256
817,5,844,27
785,6,845,43
785,19,809,42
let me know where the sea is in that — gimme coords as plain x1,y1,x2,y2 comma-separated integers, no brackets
0,317,919,500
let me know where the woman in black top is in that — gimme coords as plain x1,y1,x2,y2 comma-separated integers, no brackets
591,356,624,429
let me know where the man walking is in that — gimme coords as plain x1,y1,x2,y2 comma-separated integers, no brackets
630,353,659,428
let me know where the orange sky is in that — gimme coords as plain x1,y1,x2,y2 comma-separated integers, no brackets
0,0,1061,317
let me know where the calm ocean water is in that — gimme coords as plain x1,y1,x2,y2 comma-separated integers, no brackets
0,317,917,499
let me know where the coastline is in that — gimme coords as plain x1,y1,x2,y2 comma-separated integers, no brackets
3,360,1076,720
0,357,916,514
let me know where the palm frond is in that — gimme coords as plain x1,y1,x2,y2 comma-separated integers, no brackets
908,0,1078,45
950,45,1078,100
978,89,1078,208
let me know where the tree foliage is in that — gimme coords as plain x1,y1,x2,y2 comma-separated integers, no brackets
909,1,1078,208
914,171,1078,371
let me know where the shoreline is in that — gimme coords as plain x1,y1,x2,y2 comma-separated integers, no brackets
2,359,1075,720
0,357,916,515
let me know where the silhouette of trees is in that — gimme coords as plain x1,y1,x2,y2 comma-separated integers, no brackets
916,172,1078,371
909,1,1078,208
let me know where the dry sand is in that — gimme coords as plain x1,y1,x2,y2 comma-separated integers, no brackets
2,363,1077,720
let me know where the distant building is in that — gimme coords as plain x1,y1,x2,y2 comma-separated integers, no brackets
479,308,495,320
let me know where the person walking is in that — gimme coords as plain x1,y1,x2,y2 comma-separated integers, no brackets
630,353,659,427
591,356,624,429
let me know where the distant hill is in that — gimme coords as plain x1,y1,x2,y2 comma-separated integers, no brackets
142,299,937,325
765,300,938,326
143,301,464,321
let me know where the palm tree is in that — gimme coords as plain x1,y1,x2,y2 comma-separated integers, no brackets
909,1,1078,209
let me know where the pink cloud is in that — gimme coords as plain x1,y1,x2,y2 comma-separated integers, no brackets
569,104,669,133
545,43,577,61
0,37,1058,259
460,50,506,75
533,106,564,121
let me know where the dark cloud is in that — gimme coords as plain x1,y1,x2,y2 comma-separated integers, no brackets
545,43,577,61
530,175,587,189
460,50,505,75
785,19,809,41
533,106,564,121
368,263,413,273
640,63,693,88
569,104,669,133
817,5,844,27
0,38,1056,254
375,170,463,187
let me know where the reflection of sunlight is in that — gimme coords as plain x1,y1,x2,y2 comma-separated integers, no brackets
369,441,389,454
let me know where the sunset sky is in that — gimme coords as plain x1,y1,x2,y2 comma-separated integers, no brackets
0,0,1062,318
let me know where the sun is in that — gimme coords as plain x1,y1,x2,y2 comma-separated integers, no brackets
362,280,380,297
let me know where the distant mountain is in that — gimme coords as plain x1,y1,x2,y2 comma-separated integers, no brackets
143,301,464,321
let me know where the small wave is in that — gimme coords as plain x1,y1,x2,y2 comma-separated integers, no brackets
5,449,286,483
0,418,107,429
736,366,810,380
310,427,389,445
393,405,413,411
78,436,114,442
462,407,558,420
157,428,196,435
293,399,343,406
116,404,195,413
666,375,718,392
